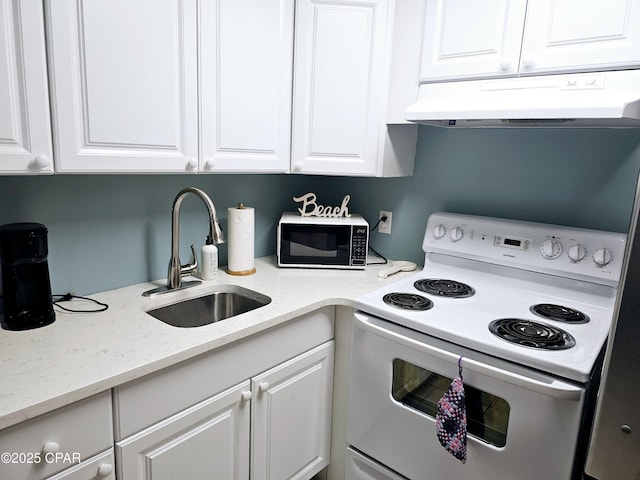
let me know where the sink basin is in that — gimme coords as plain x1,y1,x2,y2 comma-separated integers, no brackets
146,285,271,328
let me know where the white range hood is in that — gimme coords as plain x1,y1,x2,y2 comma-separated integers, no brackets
405,70,640,127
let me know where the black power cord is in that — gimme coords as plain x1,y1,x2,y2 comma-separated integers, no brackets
53,293,109,313
367,216,389,266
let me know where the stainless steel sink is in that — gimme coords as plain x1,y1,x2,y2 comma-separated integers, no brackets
146,285,271,328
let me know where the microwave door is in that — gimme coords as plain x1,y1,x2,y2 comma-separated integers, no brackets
281,225,350,266
290,233,337,258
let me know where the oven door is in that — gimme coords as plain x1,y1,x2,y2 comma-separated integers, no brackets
347,312,586,480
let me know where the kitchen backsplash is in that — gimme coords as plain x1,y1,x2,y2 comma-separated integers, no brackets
320,126,640,267
0,174,293,295
1,126,639,295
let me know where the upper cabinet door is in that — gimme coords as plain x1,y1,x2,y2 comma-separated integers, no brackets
521,0,640,74
292,0,390,176
420,0,528,82
0,0,53,174
47,0,199,173
199,0,293,173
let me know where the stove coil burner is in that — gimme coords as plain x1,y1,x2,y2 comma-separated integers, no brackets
530,303,589,324
383,293,434,311
489,318,576,350
414,279,475,298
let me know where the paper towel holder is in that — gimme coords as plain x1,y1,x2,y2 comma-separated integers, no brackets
227,202,257,276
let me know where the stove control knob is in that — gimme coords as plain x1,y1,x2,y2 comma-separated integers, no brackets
567,244,586,262
593,248,613,267
432,224,446,239
449,227,464,242
540,239,563,259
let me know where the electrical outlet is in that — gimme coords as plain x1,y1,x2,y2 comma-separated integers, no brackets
378,210,392,234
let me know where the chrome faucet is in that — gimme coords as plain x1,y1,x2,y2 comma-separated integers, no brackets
143,187,224,297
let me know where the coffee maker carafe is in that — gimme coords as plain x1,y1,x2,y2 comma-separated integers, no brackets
0,223,55,330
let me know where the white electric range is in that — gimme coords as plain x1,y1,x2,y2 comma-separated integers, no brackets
346,212,627,480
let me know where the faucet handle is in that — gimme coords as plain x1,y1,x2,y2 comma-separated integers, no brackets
180,244,198,276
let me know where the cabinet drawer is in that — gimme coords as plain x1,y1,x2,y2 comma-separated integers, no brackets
114,306,334,439
47,448,115,480
0,391,113,480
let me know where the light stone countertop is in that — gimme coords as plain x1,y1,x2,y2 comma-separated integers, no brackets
0,256,413,431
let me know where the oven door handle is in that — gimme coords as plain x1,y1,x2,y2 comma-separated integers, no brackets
357,315,583,402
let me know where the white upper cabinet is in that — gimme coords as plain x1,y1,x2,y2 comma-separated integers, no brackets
420,0,640,82
45,0,416,175
521,0,640,75
47,0,294,174
0,0,54,174
199,0,293,173
47,0,199,173
420,0,527,81
292,0,388,176
292,0,420,177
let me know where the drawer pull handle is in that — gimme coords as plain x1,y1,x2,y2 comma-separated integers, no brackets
258,381,270,393
42,441,60,455
241,390,252,402
97,463,114,478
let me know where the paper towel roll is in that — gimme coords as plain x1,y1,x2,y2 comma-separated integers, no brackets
227,203,256,275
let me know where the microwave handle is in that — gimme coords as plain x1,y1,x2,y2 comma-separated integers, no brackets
356,314,583,402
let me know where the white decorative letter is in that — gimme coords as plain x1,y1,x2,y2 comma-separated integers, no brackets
292,193,352,218
293,192,318,216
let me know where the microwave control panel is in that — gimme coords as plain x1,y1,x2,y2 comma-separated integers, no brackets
351,226,369,266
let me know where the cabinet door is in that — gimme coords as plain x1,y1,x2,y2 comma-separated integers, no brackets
292,0,389,176
116,381,250,480
0,0,53,174
199,0,293,173
521,0,640,74
251,341,335,480
419,0,528,81
46,0,199,173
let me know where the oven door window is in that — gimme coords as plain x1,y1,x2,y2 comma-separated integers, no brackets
280,225,350,265
392,358,510,448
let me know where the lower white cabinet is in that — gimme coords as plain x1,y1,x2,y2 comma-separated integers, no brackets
0,391,113,480
113,307,335,480
116,340,335,480
251,341,334,480
116,381,251,479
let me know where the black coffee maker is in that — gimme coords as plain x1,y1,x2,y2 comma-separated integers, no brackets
0,223,55,330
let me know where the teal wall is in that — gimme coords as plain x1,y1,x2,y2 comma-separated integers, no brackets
1,126,640,295
310,126,640,265
0,174,293,295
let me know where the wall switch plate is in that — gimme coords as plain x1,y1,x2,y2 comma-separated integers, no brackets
378,210,392,234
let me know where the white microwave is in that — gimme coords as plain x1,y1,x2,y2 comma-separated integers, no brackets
277,212,369,269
